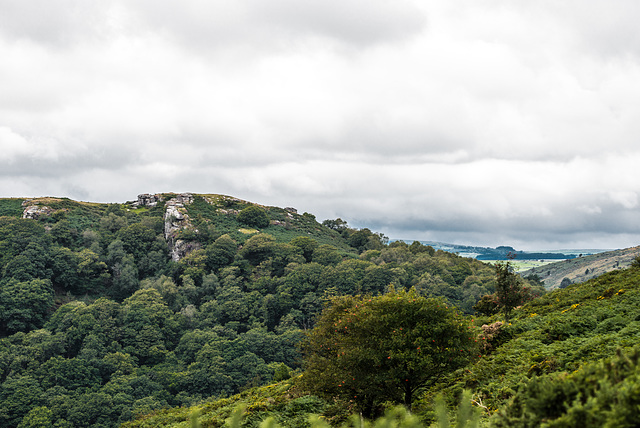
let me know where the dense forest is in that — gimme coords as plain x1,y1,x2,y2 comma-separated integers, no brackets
0,194,524,427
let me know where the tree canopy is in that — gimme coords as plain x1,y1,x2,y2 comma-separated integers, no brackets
237,205,270,229
0,195,508,427
301,288,478,416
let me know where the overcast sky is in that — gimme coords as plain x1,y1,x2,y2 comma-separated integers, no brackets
1,0,640,250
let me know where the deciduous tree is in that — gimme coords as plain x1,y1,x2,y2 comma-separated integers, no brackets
301,288,477,416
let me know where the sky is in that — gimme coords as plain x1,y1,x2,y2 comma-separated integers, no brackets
1,0,640,250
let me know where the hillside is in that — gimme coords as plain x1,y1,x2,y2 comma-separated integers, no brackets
419,262,640,426
125,263,640,427
0,193,508,428
3,193,638,427
520,246,640,289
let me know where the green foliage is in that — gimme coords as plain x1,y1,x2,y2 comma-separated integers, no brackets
474,261,540,322
345,228,387,254
206,234,238,271
0,279,54,334
494,261,524,323
492,347,640,427
434,390,481,428
17,406,55,428
273,363,291,382
312,245,343,266
0,195,506,427
301,289,478,416
322,218,348,232
418,264,640,426
289,237,319,263
238,206,271,229
0,199,24,217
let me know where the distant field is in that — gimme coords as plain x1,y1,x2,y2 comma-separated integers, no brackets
480,259,560,272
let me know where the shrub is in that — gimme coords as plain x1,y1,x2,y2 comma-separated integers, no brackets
237,206,270,229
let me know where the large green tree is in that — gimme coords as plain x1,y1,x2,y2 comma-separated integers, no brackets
301,288,478,416
0,278,54,334
494,261,526,323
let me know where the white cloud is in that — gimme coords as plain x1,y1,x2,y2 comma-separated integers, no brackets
609,191,638,210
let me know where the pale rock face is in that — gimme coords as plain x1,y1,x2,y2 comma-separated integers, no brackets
132,194,163,208
170,239,201,262
163,193,199,261
22,205,54,220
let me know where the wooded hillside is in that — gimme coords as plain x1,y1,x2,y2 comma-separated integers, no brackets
0,194,509,428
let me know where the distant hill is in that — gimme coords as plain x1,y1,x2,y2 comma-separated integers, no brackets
520,246,640,289
397,239,608,260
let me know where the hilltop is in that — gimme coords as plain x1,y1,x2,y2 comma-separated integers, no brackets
0,193,509,428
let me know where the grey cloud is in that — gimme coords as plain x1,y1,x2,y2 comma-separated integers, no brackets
127,0,425,52
361,194,640,247
559,0,640,59
486,0,640,59
249,0,426,47
0,0,426,51
0,130,142,179
0,0,113,46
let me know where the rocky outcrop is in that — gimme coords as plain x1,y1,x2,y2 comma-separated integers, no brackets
163,193,199,261
22,202,54,220
132,193,163,208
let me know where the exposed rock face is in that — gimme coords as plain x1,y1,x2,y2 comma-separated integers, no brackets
132,194,163,208
163,193,199,261
22,203,54,220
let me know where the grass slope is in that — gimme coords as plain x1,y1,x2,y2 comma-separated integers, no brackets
121,377,327,428
418,263,640,423
520,246,640,289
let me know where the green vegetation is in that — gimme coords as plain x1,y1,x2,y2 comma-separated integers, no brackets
492,261,536,322
0,199,24,217
492,348,640,427
128,261,640,427
410,263,640,426
3,193,639,428
0,194,504,427
237,206,270,229
301,289,477,415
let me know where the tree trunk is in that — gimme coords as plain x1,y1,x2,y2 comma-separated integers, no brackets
404,381,413,412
